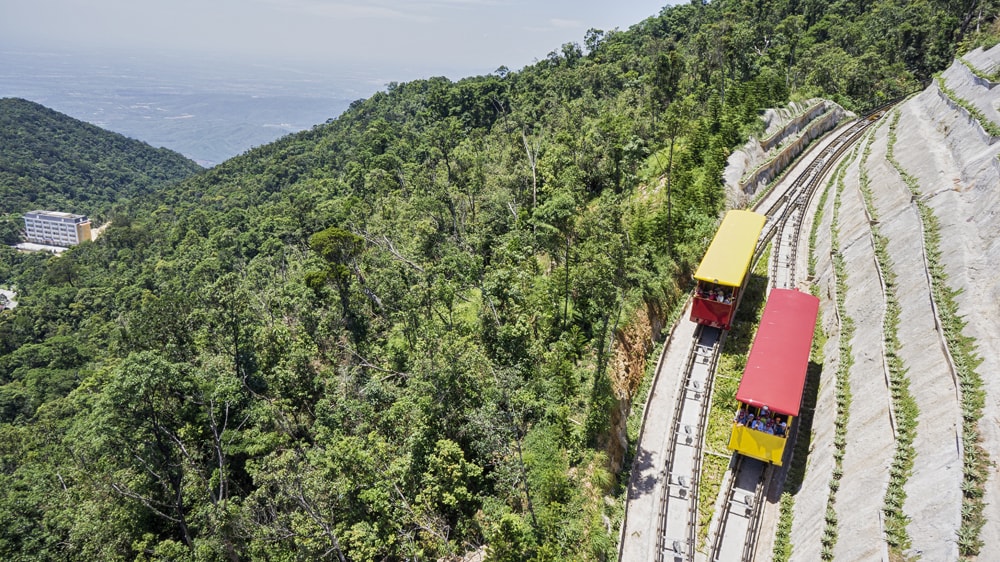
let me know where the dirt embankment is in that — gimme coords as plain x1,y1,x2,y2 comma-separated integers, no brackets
90,220,111,241
603,301,662,474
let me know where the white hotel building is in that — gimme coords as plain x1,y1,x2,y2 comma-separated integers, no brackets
23,210,92,247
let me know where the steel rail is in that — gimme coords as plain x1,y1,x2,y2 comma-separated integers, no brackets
654,325,721,561
708,455,742,559
637,104,899,562
705,109,893,561
739,465,771,562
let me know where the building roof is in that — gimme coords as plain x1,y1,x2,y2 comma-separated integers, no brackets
24,210,88,221
735,288,820,416
693,210,766,287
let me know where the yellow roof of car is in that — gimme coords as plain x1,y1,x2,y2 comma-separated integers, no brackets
693,210,766,287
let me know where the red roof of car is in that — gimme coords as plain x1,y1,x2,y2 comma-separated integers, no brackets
735,288,820,416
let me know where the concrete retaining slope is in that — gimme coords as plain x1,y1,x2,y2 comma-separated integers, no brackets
896,66,1000,553
867,117,962,560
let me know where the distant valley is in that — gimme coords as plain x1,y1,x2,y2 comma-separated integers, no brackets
0,49,403,166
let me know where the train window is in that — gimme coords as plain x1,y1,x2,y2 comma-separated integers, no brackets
733,405,788,437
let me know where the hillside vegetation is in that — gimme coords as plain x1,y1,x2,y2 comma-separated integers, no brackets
0,97,202,243
0,1,996,560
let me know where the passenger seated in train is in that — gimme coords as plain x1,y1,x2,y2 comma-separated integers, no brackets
734,406,749,425
696,283,735,304
733,405,787,438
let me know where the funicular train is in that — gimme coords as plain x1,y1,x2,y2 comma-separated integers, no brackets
726,288,819,466
690,210,767,330
690,210,819,466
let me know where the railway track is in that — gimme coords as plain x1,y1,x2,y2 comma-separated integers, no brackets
763,116,874,289
702,112,889,562
638,108,894,562
654,325,723,562
708,456,771,562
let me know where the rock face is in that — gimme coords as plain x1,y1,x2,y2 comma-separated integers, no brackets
724,98,851,207
780,45,1000,560
606,307,655,474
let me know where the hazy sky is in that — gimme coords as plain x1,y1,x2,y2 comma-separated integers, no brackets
1,0,681,76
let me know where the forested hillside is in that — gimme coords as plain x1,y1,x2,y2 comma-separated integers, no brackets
0,97,202,243
0,1,996,560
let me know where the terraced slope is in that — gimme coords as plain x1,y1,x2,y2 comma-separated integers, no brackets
783,45,1000,561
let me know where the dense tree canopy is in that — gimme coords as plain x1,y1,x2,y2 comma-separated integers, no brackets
0,97,202,243
1,1,997,560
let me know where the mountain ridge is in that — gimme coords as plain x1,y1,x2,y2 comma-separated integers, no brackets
0,97,202,243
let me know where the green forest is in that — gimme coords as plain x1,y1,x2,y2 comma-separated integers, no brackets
0,98,203,244
1,1,996,560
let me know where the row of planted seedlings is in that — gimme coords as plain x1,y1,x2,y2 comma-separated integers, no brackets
770,136,847,562
934,74,1000,137
958,56,1000,85
885,109,988,557
695,244,771,547
856,124,918,554
818,137,862,561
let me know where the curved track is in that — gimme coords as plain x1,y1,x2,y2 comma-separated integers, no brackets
622,107,894,562
705,110,891,562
